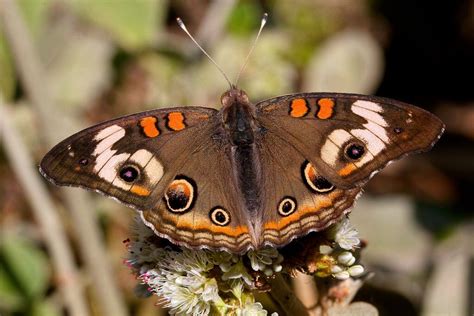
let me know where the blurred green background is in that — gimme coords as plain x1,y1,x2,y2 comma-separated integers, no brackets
0,0,472,315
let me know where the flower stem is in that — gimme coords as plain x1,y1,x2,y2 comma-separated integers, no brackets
268,274,310,316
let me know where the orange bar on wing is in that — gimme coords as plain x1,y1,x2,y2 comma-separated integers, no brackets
167,112,186,131
338,163,357,176
140,117,160,137
290,98,309,117
130,185,151,196
317,98,335,119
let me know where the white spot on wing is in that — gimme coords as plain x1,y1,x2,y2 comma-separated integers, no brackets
328,129,352,144
351,106,388,127
144,157,164,185
353,100,383,112
351,101,390,147
92,127,165,191
321,141,340,167
94,148,117,172
130,149,153,166
94,125,123,141
321,129,351,167
130,149,164,185
93,127,125,156
99,153,132,190
364,121,389,142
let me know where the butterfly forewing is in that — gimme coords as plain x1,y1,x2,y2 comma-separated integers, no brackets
256,93,445,188
40,107,217,210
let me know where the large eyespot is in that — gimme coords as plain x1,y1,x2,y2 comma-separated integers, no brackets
119,165,140,182
302,161,335,193
278,197,297,217
209,207,230,226
345,143,365,160
164,176,196,213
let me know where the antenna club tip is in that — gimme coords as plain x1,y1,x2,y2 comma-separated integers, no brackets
261,13,268,26
176,17,185,28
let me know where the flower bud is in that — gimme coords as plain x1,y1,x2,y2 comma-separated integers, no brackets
348,265,364,277
338,251,355,266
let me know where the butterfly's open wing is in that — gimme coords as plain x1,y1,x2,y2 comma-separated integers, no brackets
254,93,443,247
40,106,255,252
256,93,444,188
40,107,217,210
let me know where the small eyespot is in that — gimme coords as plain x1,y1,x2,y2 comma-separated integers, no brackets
345,143,365,160
278,197,297,216
78,158,89,166
394,127,403,134
119,166,139,182
210,207,230,226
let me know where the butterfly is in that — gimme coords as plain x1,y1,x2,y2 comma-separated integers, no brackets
39,16,444,254
39,88,444,253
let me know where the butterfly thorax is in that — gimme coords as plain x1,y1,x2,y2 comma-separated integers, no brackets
221,89,263,237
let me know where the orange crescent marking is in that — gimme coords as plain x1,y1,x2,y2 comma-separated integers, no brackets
140,117,160,138
130,185,151,196
290,98,309,117
175,220,249,236
264,191,342,231
158,211,249,237
338,163,357,176
317,98,335,119
167,112,186,131
306,163,317,181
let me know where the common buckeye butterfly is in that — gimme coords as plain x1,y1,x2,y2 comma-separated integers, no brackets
40,15,444,253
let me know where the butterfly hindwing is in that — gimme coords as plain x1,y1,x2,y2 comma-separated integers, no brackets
140,127,254,252
257,131,361,248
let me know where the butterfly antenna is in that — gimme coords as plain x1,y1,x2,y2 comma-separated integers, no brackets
176,17,233,89
234,13,268,87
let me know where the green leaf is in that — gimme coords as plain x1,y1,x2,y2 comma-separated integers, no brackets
72,0,165,50
0,236,50,299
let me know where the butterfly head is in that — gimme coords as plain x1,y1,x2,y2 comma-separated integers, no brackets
221,88,250,108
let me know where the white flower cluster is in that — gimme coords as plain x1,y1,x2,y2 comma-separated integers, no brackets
126,216,366,314
126,217,280,316
331,251,365,280
326,219,365,280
